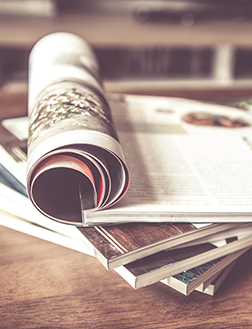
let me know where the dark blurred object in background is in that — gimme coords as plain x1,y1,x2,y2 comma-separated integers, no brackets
2,0,252,100
55,0,252,26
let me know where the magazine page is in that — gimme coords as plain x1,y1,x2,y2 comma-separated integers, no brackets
26,33,129,225
83,94,252,223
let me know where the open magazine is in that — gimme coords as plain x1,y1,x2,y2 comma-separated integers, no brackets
25,32,252,225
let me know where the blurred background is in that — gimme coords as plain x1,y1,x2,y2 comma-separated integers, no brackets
2,0,252,117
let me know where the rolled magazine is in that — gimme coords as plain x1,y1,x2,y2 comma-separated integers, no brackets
27,33,129,225
27,33,252,226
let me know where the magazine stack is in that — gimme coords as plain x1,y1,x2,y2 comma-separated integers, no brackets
1,32,252,297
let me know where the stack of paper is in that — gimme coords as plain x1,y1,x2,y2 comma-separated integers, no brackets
1,95,252,296
1,32,252,297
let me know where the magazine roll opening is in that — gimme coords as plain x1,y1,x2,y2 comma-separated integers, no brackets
32,168,96,224
27,32,129,225
29,154,101,224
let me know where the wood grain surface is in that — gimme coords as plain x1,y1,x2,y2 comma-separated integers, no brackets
1,225,252,329
78,222,197,269
80,222,196,253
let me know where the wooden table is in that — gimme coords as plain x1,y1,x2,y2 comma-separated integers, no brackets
1,225,252,329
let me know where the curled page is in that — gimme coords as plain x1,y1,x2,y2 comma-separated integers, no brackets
27,32,129,225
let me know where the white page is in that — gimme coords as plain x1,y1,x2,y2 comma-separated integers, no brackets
84,95,252,222
118,132,252,212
